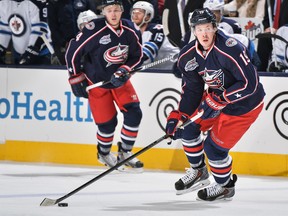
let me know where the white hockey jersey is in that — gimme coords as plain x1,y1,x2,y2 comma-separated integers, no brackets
142,23,179,69
0,0,51,55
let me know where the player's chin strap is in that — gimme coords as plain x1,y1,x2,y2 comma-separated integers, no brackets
85,53,179,92
39,110,203,207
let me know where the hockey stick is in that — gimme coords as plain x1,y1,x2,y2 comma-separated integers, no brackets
85,53,179,92
40,110,203,206
256,33,288,45
40,34,62,65
266,0,278,67
177,0,186,40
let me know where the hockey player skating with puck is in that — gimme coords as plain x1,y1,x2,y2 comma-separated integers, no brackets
165,8,265,201
65,0,144,170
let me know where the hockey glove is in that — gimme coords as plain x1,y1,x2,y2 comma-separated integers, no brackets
19,46,39,65
165,110,189,141
198,92,227,121
110,66,130,87
68,73,89,98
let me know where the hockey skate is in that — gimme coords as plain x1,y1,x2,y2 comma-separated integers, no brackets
175,166,210,195
197,174,237,201
97,152,125,171
117,142,144,171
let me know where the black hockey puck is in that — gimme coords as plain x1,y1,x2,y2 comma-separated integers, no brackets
58,202,68,207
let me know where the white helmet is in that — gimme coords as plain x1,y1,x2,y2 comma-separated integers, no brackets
203,0,225,11
132,1,154,23
77,10,98,30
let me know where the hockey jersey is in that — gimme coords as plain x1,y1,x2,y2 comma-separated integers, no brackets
65,17,143,87
177,30,265,116
0,0,51,55
142,23,179,66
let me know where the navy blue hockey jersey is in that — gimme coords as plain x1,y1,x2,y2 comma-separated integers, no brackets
177,30,265,116
65,17,143,87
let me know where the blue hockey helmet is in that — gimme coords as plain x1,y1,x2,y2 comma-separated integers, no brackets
188,8,217,28
101,0,122,7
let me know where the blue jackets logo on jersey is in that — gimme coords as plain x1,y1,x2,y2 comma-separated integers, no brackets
184,57,199,71
202,68,224,90
104,43,129,67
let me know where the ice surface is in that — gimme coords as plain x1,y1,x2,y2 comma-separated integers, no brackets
0,162,287,216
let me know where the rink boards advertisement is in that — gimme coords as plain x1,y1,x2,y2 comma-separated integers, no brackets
0,67,287,176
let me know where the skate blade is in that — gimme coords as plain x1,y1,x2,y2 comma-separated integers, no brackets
196,196,234,202
117,166,144,173
176,179,210,195
98,159,126,171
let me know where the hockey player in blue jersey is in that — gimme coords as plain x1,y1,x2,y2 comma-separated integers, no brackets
165,8,265,201
65,0,144,170
130,1,179,69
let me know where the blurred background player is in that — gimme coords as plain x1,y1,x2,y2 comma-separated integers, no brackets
48,0,97,65
257,0,288,71
131,1,179,69
0,0,52,65
204,0,241,34
65,0,144,170
165,8,265,201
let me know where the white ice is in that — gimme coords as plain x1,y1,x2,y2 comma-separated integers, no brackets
0,162,287,216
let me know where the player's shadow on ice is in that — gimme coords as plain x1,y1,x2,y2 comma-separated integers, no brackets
104,200,222,212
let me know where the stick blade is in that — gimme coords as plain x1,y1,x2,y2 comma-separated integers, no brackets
40,198,57,206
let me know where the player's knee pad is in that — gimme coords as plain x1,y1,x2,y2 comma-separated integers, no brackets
123,102,142,126
97,115,118,134
203,135,228,161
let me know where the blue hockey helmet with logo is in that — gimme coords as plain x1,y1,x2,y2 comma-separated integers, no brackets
188,8,217,28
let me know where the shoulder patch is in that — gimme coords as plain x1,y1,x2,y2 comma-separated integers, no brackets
100,34,111,45
225,37,238,47
184,57,199,71
85,22,95,30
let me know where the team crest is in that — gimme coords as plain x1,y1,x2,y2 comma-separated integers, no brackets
202,68,225,91
104,43,129,67
8,14,26,37
225,38,238,47
184,57,199,71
